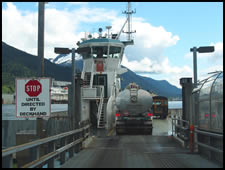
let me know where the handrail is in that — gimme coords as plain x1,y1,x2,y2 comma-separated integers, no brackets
22,137,85,168
97,86,104,127
171,118,189,124
193,128,223,154
171,118,190,133
90,62,94,88
171,117,223,155
82,85,104,99
194,129,223,138
195,141,223,154
2,124,91,168
171,117,190,143
2,125,89,157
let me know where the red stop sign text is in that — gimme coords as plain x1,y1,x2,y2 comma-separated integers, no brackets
25,80,42,97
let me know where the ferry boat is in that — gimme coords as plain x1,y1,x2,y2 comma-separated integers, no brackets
51,80,71,104
76,2,136,131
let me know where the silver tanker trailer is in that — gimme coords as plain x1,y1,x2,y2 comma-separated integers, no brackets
115,82,153,135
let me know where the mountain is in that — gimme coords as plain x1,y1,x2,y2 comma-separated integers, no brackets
120,67,181,98
2,41,181,98
52,53,181,98
51,53,83,71
2,42,72,93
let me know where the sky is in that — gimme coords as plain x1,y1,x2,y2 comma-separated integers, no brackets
2,2,223,88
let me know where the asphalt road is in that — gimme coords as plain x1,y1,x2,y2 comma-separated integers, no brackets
61,118,221,168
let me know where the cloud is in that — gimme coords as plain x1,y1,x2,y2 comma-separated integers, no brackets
2,2,118,59
2,2,38,55
2,2,183,88
113,14,185,88
72,7,117,24
122,55,193,88
4,2,220,89
208,42,223,62
198,64,223,81
183,41,223,82
124,19,180,61
66,2,88,6
2,2,180,61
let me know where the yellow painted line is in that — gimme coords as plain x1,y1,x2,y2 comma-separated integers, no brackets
107,127,115,136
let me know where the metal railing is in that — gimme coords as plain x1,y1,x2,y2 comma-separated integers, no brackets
81,85,104,99
194,128,223,153
171,117,190,142
97,86,105,128
171,117,223,154
2,121,91,168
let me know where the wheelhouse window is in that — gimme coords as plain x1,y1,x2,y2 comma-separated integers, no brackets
77,47,91,59
78,45,122,59
92,46,108,58
109,46,121,58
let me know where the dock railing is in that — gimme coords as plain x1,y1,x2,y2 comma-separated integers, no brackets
171,116,190,148
171,116,223,156
2,120,91,168
194,128,223,154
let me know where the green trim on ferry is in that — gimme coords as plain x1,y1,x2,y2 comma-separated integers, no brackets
80,38,123,45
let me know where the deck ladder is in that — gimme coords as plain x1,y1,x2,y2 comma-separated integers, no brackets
97,86,105,128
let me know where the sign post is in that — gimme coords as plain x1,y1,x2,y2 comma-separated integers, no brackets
16,78,51,118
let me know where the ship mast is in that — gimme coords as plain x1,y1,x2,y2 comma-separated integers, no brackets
123,2,136,41
116,2,136,42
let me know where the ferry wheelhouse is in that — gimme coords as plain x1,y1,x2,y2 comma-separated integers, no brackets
76,2,135,130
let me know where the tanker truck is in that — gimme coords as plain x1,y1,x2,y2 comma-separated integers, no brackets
115,82,153,135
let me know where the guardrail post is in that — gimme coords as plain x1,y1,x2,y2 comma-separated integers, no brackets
174,118,177,136
184,125,189,149
68,135,74,158
76,125,82,153
171,118,174,136
47,141,55,168
30,146,40,163
189,124,194,152
59,138,66,165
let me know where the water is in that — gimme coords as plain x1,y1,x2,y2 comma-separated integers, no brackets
168,101,182,109
2,104,68,120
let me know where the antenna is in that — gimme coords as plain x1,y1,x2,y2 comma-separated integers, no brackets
106,26,112,38
116,2,136,41
122,2,136,41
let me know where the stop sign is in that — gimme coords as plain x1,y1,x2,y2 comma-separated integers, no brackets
25,80,42,97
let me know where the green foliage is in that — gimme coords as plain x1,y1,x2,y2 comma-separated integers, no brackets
2,42,72,94
2,61,37,94
2,85,14,94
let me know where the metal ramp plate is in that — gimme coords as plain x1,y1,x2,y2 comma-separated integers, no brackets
61,135,221,168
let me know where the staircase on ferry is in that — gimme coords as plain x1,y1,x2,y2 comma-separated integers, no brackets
97,102,105,128
97,86,105,128
83,71,106,129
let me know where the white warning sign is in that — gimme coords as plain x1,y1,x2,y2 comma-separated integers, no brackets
16,78,51,118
